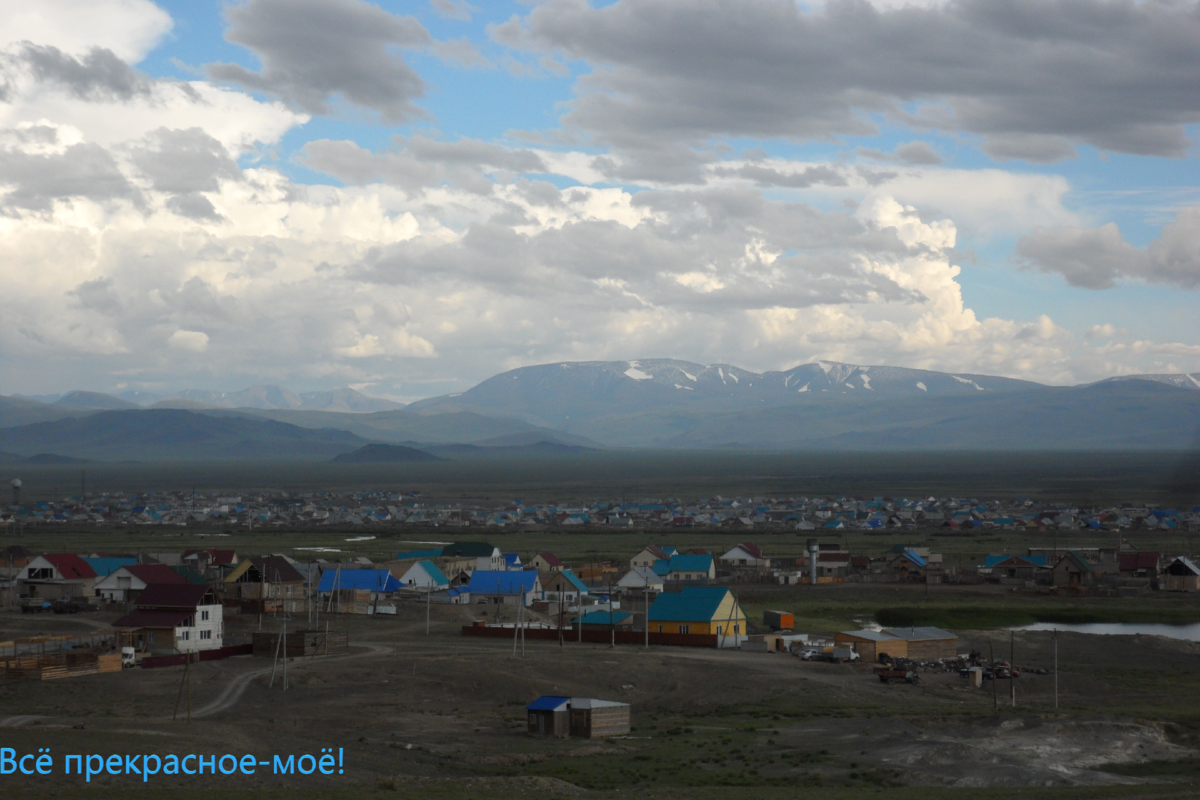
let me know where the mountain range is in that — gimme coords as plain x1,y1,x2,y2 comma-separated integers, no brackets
2,361,1198,460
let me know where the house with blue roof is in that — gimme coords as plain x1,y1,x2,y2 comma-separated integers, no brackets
317,568,401,597
83,556,137,577
652,554,715,582
464,570,540,606
540,569,589,602
576,610,633,629
647,586,745,646
398,560,450,590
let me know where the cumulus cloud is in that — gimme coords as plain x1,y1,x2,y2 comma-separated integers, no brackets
0,0,172,63
1018,207,1200,290
494,0,1200,177
431,0,480,22
207,0,431,122
168,330,209,352
0,141,139,210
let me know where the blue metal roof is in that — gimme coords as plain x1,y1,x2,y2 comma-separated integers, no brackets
526,696,569,711
317,568,401,592
414,560,449,586
651,554,713,576
983,554,1047,568
648,586,734,622
577,611,632,625
466,570,538,595
83,557,136,577
560,569,589,593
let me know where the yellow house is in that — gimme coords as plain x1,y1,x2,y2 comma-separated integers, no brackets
647,586,746,637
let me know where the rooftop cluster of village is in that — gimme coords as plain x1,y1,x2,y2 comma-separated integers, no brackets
5,488,1199,531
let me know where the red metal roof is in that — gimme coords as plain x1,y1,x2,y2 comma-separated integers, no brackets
43,553,97,579
537,552,563,567
136,584,213,609
735,542,764,559
113,609,193,629
125,564,187,585
1120,552,1160,571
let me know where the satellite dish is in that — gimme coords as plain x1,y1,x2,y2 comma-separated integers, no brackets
10,479,20,488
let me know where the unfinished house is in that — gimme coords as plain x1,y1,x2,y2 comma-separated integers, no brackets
94,564,186,602
17,554,98,601
223,555,307,613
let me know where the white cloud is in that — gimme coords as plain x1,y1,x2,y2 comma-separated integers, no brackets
167,330,209,352
0,0,171,62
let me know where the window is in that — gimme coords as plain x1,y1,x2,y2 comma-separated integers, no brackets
147,632,155,643
679,624,690,635
716,625,723,635
734,624,740,634
200,609,209,621
658,625,663,633
200,630,212,640
179,631,189,641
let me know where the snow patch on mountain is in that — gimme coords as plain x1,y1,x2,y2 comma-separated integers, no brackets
624,361,653,381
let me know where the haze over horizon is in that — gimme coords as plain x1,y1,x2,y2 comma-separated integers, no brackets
1,0,1199,403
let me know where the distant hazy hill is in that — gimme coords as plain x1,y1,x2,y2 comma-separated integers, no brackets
158,385,405,413
405,358,1048,428
331,444,439,463
421,441,599,459
0,395,87,429
0,409,368,461
53,391,139,410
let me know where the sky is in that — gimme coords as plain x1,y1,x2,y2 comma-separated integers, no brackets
0,0,1198,402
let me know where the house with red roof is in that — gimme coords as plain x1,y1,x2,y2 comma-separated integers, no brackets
530,552,564,572
719,542,768,569
114,584,223,654
17,554,98,600
1119,552,1162,580
94,564,187,602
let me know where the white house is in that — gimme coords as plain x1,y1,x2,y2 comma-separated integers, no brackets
617,567,664,593
113,584,223,654
475,547,506,572
398,560,450,590
719,542,768,569
94,564,188,602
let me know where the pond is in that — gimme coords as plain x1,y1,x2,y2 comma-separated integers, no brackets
1010,622,1200,642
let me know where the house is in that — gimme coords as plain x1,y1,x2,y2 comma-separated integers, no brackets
475,547,507,572
719,542,768,569
1119,552,1161,579
647,586,746,644
1163,557,1200,592
540,569,589,603
502,553,523,570
1052,551,1097,588
223,556,307,610
397,560,449,591
630,545,677,569
652,554,715,582
576,611,633,629
181,548,238,580
17,554,98,600
986,555,1049,582
617,567,664,593
885,549,928,579
465,570,540,606
113,584,223,655
317,568,402,598
95,564,186,602
530,552,564,572
526,697,631,739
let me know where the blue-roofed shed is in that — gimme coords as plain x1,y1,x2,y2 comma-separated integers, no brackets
399,560,449,589
651,554,715,581
526,696,570,737
576,611,633,628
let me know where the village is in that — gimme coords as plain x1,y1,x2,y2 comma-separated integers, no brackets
4,493,1200,796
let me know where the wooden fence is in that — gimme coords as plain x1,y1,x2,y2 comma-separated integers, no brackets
462,624,718,648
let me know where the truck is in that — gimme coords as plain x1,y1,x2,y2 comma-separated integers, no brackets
874,657,920,684
19,598,52,614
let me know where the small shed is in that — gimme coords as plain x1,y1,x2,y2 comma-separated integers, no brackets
883,626,958,660
527,696,570,737
569,698,631,739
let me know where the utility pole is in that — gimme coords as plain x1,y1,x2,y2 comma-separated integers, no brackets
644,587,649,649
425,582,431,635
1054,628,1059,709
990,639,997,712
1010,630,1015,708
